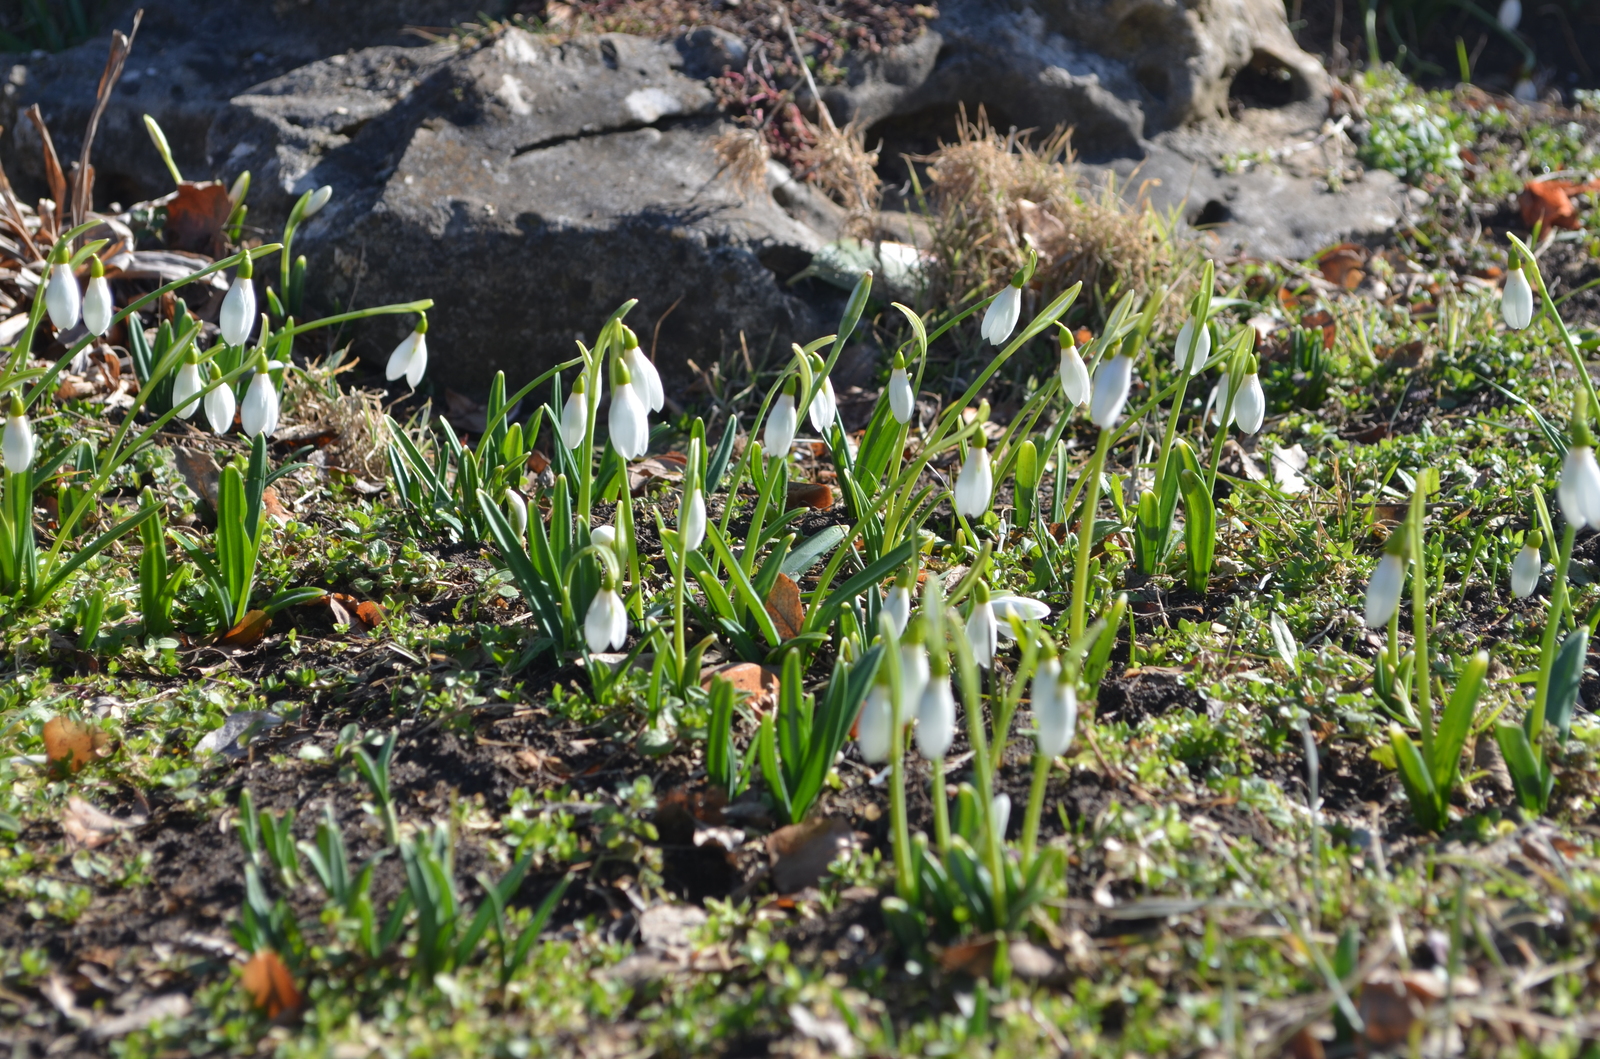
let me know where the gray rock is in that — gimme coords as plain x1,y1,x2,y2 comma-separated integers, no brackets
193,710,282,759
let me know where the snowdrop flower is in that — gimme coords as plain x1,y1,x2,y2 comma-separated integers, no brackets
883,582,911,636
1513,78,1538,103
622,328,663,413
888,351,915,424
592,524,618,550
219,251,258,347
916,673,955,761
808,373,838,434
954,433,992,519
967,582,998,668
764,383,798,457
981,282,1022,346
1234,365,1266,435
1058,331,1089,407
204,365,236,435
1175,318,1211,376
504,489,528,537
1363,539,1407,628
303,184,333,219
857,682,893,764
900,618,930,708
1033,655,1077,757
82,255,113,337
385,315,428,390
1511,531,1542,599
171,351,204,420
44,255,80,332
1090,354,1133,429
1497,0,1520,30
991,793,1012,839
679,486,706,551
240,364,280,438
608,360,650,459
1501,265,1534,330
3,394,33,473
560,375,587,449
990,593,1050,639
584,580,628,653
1559,438,1600,530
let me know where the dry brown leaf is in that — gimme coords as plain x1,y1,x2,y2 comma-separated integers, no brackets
354,601,387,630
767,816,855,894
173,447,222,514
221,610,270,646
1519,179,1598,232
61,795,145,849
240,949,301,1019
43,716,110,774
786,482,833,510
764,573,806,640
163,181,231,256
1315,242,1367,289
261,486,289,523
700,662,781,711
628,452,687,493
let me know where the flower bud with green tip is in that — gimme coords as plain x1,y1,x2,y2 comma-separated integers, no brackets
240,357,280,438
883,563,914,635
679,483,706,551
953,426,993,519
621,326,663,413
83,255,113,337
204,361,236,435
608,356,649,459
888,350,915,424
1559,397,1600,531
980,278,1022,346
3,393,33,473
385,313,428,390
1501,262,1534,331
1175,317,1211,376
764,377,798,456
806,352,838,433
900,615,930,708
560,373,587,449
1058,327,1089,406
171,349,204,419
1511,529,1542,599
966,580,998,668
303,184,333,219
219,250,257,347
857,675,893,764
44,244,80,332
916,651,956,761
505,489,528,537
584,570,628,653
1089,353,1133,428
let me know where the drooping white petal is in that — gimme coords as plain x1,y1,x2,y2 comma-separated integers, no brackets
592,525,617,550
1089,355,1133,429
1031,656,1060,750
1234,373,1265,434
240,370,280,438
219,277,257,346
205,376,236,435
882,585,911,635
171,361,204,419
857,684,893,764
888,368,915,424
385,330,427,389
1510,544,1541,599
808,376,838,433
991,793,1011,839
627,347,663,412
764,393,797,456
990,594,1050,639
916,678,955,761
82,276,113,337
1175,319,1211,376
900,643,929,709
3,413,34,473
1364,552,1406,628
1560,445,1600,530
505,490,528,537
1059,345,1090,407
1035,662,1078,757
1497,0,1521,30
967,601,998,668
953,446,992,519
45,263,80,332
585,587,627,652
981,285,1022,346
608,384,650,459
680,488,706,551
560,391,587,449
1501,267,1534,330
303,184,333,218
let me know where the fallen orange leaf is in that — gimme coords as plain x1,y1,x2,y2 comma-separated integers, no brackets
240,949,301,1019
42,716,110,775
786,482,833,510
1519,179,1598,232
354,600,387,630
764,573,806,640
163,181,233,257
221,610,270,646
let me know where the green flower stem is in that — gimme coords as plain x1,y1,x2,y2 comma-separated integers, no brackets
951,619,1006,931
930,757,950,855
882,617,915,902
1021,749,1051,868
283,299,435,338
1070,429,1112,642
1529,521,1577,743
1408,477,1433,762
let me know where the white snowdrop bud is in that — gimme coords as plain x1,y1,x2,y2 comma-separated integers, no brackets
1058,335,1089,407
1234,372,1265,435
1559,445,1600,530
204,365,236,435
505,489,528,537
608,359,650,460
980,283,1022,346
385,316,429,390
561,377,588,450
1090,355,1133,429
45,260,81,332
584,584,628,653
171,352,204,420
240,366,280,438
3,394,34,473
764,388,797,457
679,487,706,551
857,683,893,764
1364,548,1406,628
954,437,993,519
82,256,113,337
623,333,663,413
889,353,915,424
1175,318,1211,376
916,676,955,761
967,583,998,668
1510,532,1541,599
1502,265,1534,330
219,251,257,346
808,374,838,434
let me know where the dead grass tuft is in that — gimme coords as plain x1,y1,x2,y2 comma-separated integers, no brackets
283,360,393,484
917,107,1195,326
711,126,772,198
793,111,882,235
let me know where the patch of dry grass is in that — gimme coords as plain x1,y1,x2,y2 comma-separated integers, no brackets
917,108,1197,327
